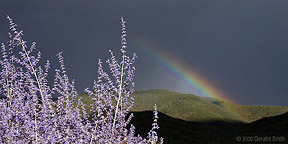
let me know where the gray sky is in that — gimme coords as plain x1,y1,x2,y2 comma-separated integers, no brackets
0,0,287,106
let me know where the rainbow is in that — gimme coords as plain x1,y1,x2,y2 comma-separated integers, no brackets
131,38,245,121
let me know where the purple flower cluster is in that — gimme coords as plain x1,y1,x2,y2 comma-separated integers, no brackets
0,16,163,144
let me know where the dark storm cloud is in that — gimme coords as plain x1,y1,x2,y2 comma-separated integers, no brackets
0,0,287,105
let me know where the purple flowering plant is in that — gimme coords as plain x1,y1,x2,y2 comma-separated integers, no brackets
0,16,163,144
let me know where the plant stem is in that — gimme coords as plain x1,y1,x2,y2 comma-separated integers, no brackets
20,40,43,144
112,54,125,130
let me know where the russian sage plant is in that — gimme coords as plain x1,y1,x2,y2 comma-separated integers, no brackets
0,16,163,144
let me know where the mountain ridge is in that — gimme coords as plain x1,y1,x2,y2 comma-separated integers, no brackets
2,88,286,123
60,89,288,123
130,89,288,123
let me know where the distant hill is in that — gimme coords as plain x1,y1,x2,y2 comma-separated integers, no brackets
130,89,288,123
1,89,287,143
1,89,287,123
64,89,288,123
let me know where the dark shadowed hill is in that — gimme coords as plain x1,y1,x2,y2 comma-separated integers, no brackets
237,112,288,136
130,111,288,144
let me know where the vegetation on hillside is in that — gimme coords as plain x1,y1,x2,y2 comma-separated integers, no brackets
51,89,288,123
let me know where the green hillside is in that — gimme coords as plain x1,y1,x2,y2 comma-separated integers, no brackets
130,89,288,122
130,89,244,122
52,89,288,123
